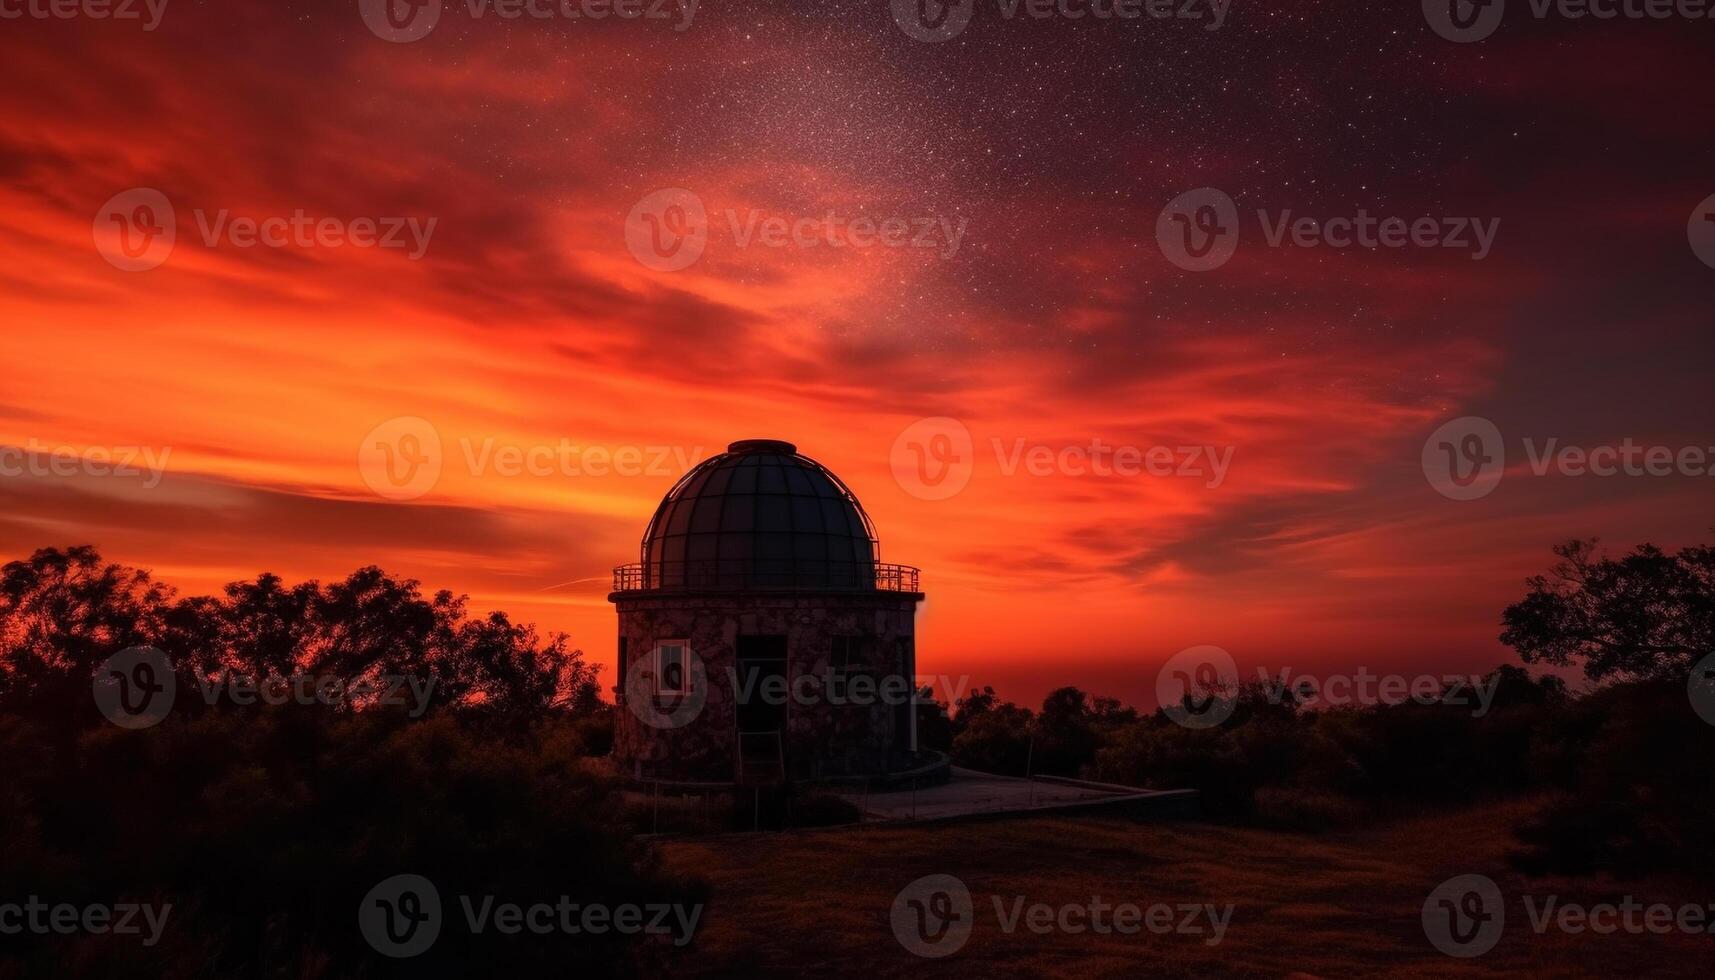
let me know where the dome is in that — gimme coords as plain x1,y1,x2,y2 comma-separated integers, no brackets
637,440,881,591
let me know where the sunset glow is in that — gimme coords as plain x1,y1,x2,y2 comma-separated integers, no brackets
3,2,1712,709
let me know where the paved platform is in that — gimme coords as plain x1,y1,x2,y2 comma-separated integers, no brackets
837,766,1194,823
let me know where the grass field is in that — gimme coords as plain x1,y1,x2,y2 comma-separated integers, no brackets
658,800,1711,977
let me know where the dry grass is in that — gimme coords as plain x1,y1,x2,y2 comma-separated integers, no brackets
656,800,1710,978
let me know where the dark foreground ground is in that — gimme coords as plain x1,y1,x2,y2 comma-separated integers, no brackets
657,800,1711,978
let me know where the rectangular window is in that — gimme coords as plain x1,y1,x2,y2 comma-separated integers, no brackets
831,635,853,672
831,635,874,674
656,640,690,695
614,636,630,701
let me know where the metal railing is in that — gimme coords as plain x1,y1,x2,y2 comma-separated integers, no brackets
612,560,920,593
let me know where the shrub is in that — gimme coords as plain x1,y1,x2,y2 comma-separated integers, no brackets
1250,786,1367,832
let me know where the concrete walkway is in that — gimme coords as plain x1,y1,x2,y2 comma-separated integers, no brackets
838,766,1194,823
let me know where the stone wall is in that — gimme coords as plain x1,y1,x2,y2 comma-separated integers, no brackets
611,592,921,783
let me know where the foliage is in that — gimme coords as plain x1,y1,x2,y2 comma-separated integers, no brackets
1509,679,1715,877
1501,538,1715,682
0,546,602,726
0,546,691,978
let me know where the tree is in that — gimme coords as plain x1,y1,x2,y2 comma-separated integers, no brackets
0,546,172,711
0,546,603,722
913,686,954,752
1500,538,1715,682
1034,686,1098,776
949,689,1035,775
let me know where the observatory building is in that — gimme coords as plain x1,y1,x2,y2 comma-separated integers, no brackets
609,439,925,784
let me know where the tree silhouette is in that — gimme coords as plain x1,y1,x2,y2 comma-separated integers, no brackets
0,546,602,722
1500,538,1715,682
0,546,663,978
0,545,171,711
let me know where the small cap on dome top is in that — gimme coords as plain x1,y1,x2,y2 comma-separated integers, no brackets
727,439,797,455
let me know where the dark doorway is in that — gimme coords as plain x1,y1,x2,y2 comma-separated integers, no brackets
736,635,788,782
893,637,915,756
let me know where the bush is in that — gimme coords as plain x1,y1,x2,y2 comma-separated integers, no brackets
0,546,691,978
1250,786,1367,832
1509,680,1715,878
0,705,697,978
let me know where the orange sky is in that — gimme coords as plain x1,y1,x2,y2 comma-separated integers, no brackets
3,3,1712,707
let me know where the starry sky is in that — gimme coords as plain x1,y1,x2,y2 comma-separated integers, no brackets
2,0,1712,706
